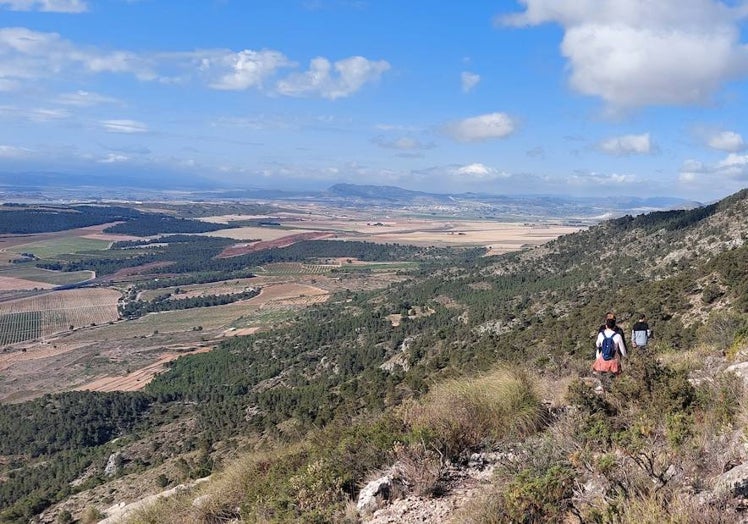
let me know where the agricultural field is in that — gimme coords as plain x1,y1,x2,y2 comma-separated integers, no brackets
200,209,581,252
0,266,94,287
7,237,112,259
0,201,582,404
0,289,120,346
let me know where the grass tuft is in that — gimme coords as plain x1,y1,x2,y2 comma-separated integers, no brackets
404,367,546,460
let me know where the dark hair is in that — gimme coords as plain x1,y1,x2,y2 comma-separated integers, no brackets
605,318,616,329
639,314,646,320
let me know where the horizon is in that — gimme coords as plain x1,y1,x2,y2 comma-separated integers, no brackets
1,1,748,201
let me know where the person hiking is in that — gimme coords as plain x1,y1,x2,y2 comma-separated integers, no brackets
592,313,627,375
631,314,652,350
597,311,626,348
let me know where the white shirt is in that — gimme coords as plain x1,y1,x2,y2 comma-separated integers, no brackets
596,328,627,358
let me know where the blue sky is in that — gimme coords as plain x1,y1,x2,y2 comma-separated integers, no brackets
1,0,748,201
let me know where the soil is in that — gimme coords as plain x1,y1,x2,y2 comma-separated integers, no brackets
217,231,336,258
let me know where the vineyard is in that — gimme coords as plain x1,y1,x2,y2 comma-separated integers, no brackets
0,289,120,346
253,262,337,275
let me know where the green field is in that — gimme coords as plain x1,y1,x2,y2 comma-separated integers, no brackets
8,237,111,259
0,266,94,285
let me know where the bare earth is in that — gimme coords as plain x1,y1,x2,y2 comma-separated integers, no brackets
76,348,211,393
0,276,55,291
201,214,581,251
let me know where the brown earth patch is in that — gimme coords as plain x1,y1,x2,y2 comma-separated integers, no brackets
75,347,211,393
0,276,55,291
107,261,174,280
217,231,336,258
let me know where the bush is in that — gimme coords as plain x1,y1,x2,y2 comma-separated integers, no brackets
403,368,545,460
457,465,575,524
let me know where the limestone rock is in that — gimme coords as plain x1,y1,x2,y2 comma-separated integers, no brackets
713,462,748,497
357,475,392,515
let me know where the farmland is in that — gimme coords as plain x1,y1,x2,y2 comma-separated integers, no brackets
0,289,120,346
0,266,94,287
7,237,112,259
0,201,582,404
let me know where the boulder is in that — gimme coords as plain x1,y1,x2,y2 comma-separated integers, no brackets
713,462,748,497
357,475,392,515
725,362,748,389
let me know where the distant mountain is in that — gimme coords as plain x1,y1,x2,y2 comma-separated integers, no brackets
0,175,702,221
326,183,444,201
322,183,701,221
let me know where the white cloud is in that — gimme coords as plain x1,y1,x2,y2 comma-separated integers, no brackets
0,144,32,157
371,136,433,151
0,105,70,122
566,170,638,186
500,0,748,109
599,133,653,155
0,28,389,100
445,112,516,142
276,56,390,99
461,71,480,93
454,162,509,180
57,90,120,107
716,153,748,178
204,49,293,91
99,153,129,163
100,119,148,133
679,152,748,181
0,0,87,12
706,130,745,152
0,27,156,88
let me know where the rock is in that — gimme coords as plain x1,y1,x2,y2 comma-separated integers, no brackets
192,494,211,508
104,452,123,477
358,475,392,515
725,362,748,389
713,462,748,497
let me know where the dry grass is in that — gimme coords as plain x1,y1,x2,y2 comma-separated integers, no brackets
404,368,545,460
125,450,272,524
618,491,732,524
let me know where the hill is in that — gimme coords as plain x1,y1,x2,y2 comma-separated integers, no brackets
1,189,747,523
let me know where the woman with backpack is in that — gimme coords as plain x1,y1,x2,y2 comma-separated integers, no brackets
592,312,627,375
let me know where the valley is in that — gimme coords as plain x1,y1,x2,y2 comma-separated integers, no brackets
0,191,746,524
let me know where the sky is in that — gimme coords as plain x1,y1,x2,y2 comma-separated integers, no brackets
1,0,748,201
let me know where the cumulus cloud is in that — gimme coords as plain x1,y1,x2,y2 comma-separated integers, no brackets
371,136,433,151
679,152,748,182
598,133,653,156
444,112,516,142
0,27,156,87
706,130,745,152
0,28,390,99
499,0,748,109
454,162,509,180
100,119,148,133
461,71,480,93
276,56,390,99
0,0,86,12
204,49,293,90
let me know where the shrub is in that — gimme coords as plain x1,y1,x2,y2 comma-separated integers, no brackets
403,368,545,460
459,464,575,524
392,441,443,497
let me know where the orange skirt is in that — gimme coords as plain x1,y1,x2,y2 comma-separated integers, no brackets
592,356,621,375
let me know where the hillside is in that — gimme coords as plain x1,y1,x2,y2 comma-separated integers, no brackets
1,189,747,523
